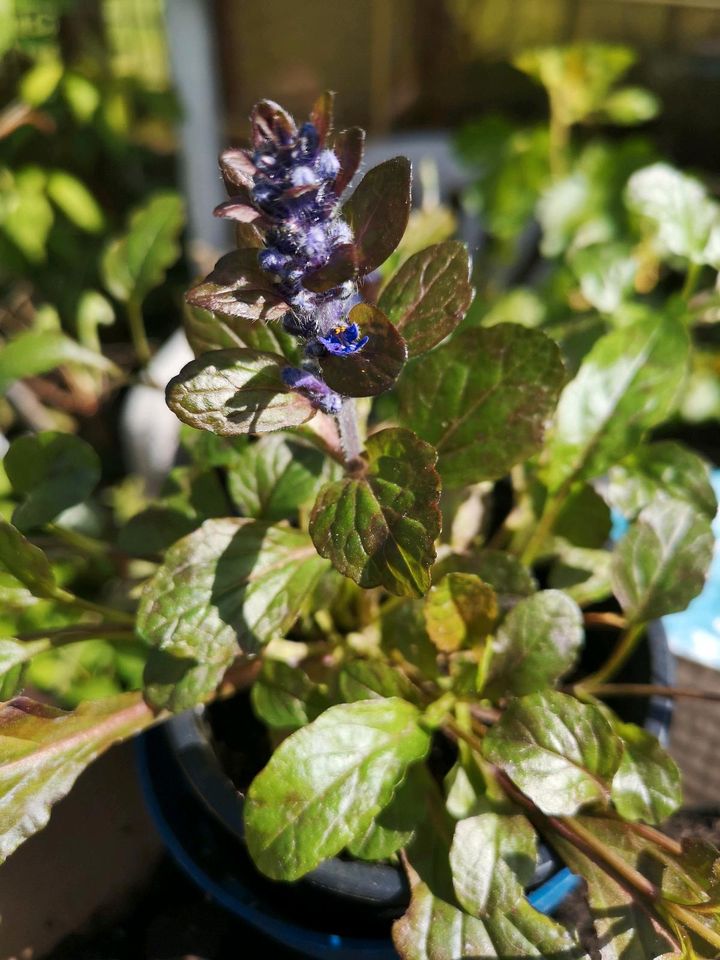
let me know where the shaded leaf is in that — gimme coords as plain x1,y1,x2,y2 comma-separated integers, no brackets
310,428,441,597
5,432,101,532
0,520,60,599
611,721,682,823
612,500,714,622
434,549,537,610
137,518,328,660
333,126,365,196
339,658,420,704
0,693,154,863
183,302,298,361
166,348,315,437
319,303,407,397
143,649,231,713
0,330,118,393
244,698,431,880
605,442,717,521
450,812,537,915
347,764,427,861
399,324,565,488
485,590,583,697
344,156,412,274
310,90,334,145
251,659,325,730
101,192,184,303
378,242,474,357
226,434,337,521
542,317,689,492
483,691,622,816
186,249,288,322
549,546,613,606
424,573,497,653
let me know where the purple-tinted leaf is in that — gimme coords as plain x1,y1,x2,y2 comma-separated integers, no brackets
251,99,297,147
319,303,407,397
219,147,255,193
333,126,365,195
166,348,315,436
186,249,287,322
234,222,265,250
344,157,412,274
302,244,356,293
311,90,334,145
378,241,474,357
213,199,263,224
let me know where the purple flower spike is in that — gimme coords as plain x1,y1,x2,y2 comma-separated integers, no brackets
282,367,342,415
317,322,369,357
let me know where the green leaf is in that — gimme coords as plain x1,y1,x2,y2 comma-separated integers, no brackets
393,877,586,960
251,659,324,730
339,658,420,704
423,573,497,653
142,649,231,713
434,549,537,610
378,242,474,357
605,441,717,521
0,520,60,599
568,242,637,315
541,316,689,491
46,171,104,233
319,303,407,398
398,324,565,488
244,698,431,880
309,428,441,597
0,330,118,393
183,302,297,360
380,600,439,681
347,764,427,861
450,812,537,916
548,546,613,606
0,693,154,863
554,484,612,549
101,192,184,304
137,518,328,659
226,435,337,521
185,249,288,322
485,590,583,698
626,163,720,266
166,348,315,437
612,500,714,623
601,86,660,125
483,691,622,815
19,58,63,106
5,432,101,532
611,721,682,823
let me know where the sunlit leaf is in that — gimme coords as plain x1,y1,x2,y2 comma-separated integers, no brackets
185,249,288,322
319,303,407,397
0,330,118,393
611,721,682,823
423,573,497,653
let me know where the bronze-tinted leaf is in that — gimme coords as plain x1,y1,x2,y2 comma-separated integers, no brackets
302,244,356,293
251,99,297,147
378,241,474,357
235,222,265,249
166,348,315,436
343,156,412,274
310,90,334,145
333,126,365,195
183,303,298,361
186,250,287,322
319,303,407,397
219,148,255,193
213,199,263,224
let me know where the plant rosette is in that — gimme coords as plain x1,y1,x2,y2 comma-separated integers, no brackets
1,92,720,960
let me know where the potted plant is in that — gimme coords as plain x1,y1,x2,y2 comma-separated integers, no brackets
1,92,719,960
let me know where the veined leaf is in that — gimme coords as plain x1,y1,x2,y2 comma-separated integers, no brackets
398,324,565,488
183,302,298,361
339,658,420,704
310,428,441,597
244,698,431,880
423,573,497,653
185,249,288,322
347,764,427,861
611,721,682,823
251,659,325,730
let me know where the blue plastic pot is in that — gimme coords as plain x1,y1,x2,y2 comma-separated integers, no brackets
135,624,673,960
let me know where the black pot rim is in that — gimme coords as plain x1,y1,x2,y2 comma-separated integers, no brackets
163,619,674,909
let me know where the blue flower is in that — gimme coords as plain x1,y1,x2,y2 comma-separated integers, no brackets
316,322,369,357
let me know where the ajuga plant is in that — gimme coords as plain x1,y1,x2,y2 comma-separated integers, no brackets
1,92,720,960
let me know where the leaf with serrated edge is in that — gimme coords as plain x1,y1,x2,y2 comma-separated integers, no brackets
399,324,565,488
310,428,441,597
137,518,328,659
542,317,689,492
611,721,682,823
393,874,588,960
379,241,474,357
483,691,623,816
485,590,583,697
166,348,315,437
612,500,714,622
0,693,155,863
244,698,430,880
450,812,537,915
424,573,497,653
6,432,101,532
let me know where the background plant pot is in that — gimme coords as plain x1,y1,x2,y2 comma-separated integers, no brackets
135,622,673,960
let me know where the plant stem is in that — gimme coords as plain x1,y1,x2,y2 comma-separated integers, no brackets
127,297,151,366
55,588,136,626
582,683,720,703
548,102,570,181
664,901,720,952
48,523,118,560
518,478,573,566
336,397,363,466
584,611,627,630
17,623,135,643
681,261,702,303
580,622,644,689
